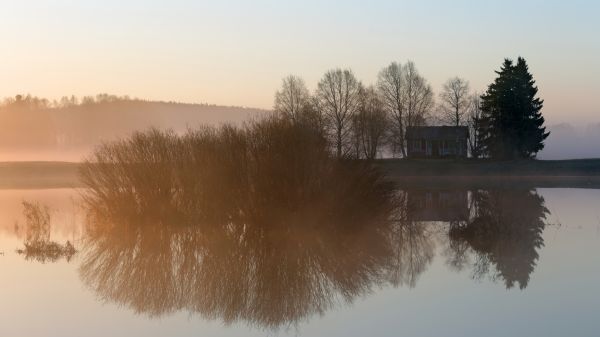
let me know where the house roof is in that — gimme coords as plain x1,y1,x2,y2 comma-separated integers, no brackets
405,126,468,140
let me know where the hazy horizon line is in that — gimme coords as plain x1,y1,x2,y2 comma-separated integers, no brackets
1,91,599,129
0,92,274,111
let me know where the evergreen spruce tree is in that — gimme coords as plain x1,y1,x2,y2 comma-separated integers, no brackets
479,57,549,159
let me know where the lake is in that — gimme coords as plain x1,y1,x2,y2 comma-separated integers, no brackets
0,185,598,337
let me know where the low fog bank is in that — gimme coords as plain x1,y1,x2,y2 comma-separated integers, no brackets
538,123,600,160
0,94,596,161
0,95,267,161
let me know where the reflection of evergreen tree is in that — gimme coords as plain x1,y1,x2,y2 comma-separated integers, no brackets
449,189,548,289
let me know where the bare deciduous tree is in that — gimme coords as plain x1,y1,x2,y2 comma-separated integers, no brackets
315,69,362,158
438,77,471,126
378,61,434,157
352,86,388,159
377,62,406,157
467,94,483,158
274,75,311,123
404,61,434,129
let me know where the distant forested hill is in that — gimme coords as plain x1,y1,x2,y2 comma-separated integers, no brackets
0,94,268,160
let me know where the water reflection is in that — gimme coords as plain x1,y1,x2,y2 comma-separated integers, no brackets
387,192,435,288
16,200,77,263
78,122,404,329
407,189,469,222
446,189,549,289
76,122,552,329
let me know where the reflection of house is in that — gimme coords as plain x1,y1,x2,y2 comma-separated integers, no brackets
408,190,469,222
406,126,468,158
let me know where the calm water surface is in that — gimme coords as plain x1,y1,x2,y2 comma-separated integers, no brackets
0,186,599,337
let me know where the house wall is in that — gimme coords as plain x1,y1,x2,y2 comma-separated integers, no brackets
407,138,467,158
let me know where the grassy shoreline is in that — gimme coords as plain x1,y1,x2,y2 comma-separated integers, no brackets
374,158,600,177
374,158,600,188
0,159,599,189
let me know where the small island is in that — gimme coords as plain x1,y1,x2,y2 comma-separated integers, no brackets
1,57,599,190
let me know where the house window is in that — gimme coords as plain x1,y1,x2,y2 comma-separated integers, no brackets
414,140,422,151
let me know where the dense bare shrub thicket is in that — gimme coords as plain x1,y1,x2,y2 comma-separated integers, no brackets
80,115,391,226
79,115,402,329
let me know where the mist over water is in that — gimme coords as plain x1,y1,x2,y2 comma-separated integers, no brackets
539,123,600,159
0,95,597,161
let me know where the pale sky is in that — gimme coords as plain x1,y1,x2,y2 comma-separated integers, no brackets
0,0,598,124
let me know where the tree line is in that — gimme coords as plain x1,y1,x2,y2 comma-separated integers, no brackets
273,57,549,160
0,94,264,152
0,93,230,109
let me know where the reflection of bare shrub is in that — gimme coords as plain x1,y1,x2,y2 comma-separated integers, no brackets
16,200,77,263
79,116,416,330
16,241,76,263
22,201,51,243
